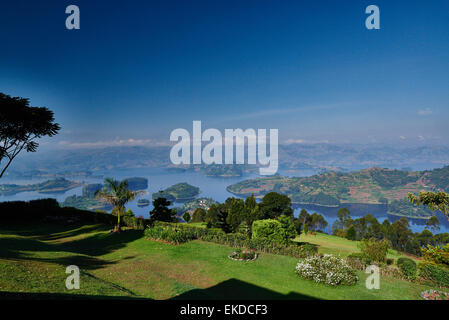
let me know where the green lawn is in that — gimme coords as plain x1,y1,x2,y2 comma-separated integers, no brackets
296,232,420,262
0,224,438,300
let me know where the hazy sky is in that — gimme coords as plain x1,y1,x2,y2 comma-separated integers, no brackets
1,0,448,148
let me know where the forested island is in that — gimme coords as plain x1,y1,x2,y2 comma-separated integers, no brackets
227,166,449,219
152,182,200,202
0,178,82,195
61,183,111,211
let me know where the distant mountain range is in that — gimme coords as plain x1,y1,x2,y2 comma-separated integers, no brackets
6,144,449,178
226,166,449,219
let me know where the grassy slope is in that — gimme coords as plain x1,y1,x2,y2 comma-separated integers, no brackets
296,232,419,261
0,224,437,300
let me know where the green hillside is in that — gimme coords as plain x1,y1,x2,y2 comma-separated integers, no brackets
227,166,449,218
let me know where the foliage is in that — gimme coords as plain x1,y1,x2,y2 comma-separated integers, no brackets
408,191,449,221
295,254,358,286
150,221,317,259
149,197,178,223
420,289,449,300
144,225,195,244
95,178,146,229
182,211,191,223
276,215,298,244
0,92,60,178
425,216,440,232
229,248,257,261
259,192,294,219
191,207,206,223
333,229,346,238
346,225,356,240
358,238,392,263
225,198,245,232
421,244,449,267
337,207,351,225
418,262,449,287
397,257,417,280
252,219,283,243
309,213,328,231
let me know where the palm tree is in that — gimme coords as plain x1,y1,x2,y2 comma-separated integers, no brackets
96,178,146,232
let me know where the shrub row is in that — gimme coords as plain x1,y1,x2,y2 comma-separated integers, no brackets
419,262,449,288
121,215,148,230
148,222,317,258
397,257,417,280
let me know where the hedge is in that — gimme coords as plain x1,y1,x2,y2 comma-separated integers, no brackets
419,262,449,287
148,221,317,258
397,257,417,280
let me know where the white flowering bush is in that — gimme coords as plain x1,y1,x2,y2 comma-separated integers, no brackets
295,254,358,286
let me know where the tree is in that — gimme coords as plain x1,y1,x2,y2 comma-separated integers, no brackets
182,211,191,223
298,209,311,226
226,198,245,232
0,92,60,178
359,238,392,263
346,225,356,240
309,213,328,232
95,178,146,232
337,207,351,226
425,215,440,232
205,204,220,226
276,215,297,244
259,192,293,219
243,195,261,237
191,207,206,223
408,191,449,222
149,197,177,224
293,218,302,235
216,202,232,233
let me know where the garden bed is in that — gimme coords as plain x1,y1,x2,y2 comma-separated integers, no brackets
229,249,258,262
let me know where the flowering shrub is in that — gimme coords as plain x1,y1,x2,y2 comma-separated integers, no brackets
296,254,358,286
421,289,449,300
229,248,257,261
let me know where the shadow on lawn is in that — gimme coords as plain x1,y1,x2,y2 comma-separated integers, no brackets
172,279,319,300
0,291,150,300
0,226,143,270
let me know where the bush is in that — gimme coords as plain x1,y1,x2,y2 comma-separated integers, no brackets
419,262,449,287
346,225,356,240
296,254,358,286
122,215,147,230
252,219,283,242
334,229,346,238
358,238,391,263
421,244,449,268
346,252,368,270
397,257,417,280
144,225,196,244
252,217,297,245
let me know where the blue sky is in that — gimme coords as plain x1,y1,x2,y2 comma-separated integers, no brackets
0,0,448,148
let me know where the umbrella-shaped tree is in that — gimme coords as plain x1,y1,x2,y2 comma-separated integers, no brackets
96,178,146,232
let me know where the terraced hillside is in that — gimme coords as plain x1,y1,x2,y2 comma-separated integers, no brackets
227,166,449,217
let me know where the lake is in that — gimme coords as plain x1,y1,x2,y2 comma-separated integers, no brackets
1,167,448,234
